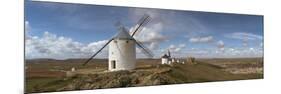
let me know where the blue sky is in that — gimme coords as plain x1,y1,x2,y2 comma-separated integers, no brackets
25,1,263,59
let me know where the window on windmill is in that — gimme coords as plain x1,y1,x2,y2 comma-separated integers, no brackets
126,40,129,43
114,40,117,43
111,60,116,69
112,52,114,55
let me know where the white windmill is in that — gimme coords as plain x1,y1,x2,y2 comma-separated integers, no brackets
82,14,154,71
161,49,171,64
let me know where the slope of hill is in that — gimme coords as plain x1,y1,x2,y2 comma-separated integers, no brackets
26,61,262,93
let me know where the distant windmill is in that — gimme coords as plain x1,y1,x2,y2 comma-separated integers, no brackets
82,14,154,71
161,49,172,64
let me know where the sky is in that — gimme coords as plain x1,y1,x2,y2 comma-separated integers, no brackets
25,1,264,59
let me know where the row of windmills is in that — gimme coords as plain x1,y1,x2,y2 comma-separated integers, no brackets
161,50,185,65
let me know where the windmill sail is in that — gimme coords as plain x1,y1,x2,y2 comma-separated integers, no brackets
131,14,153,58
134,39,154,58
168,49,171,57
82,38,114,66
131,14,150,37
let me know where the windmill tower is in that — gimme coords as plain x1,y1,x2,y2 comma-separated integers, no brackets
161,49,171,64
82,14,153,71
161,54,169,64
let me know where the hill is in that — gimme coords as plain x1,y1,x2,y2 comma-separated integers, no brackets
26,59,262,93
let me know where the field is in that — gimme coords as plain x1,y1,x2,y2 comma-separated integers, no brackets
25,58,263,93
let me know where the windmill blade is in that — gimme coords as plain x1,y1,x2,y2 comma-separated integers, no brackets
168,49,171,57
131,14,151,37
82,38,114,66
134,39,154,58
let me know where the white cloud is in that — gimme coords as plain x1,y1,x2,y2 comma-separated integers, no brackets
243,41,248,47
178,47,263,58
260,42,263,47
157,44,187,58
217,40,225,50
189,36,214,43
25,20,111,59
221,47,263,58
167,44,186,53
25,21,32,40
224,32,263,47
25,30,109,59
129,9,168,50
132,23,168,50
25,21,30,33
225,32,263,40
81,40,108,54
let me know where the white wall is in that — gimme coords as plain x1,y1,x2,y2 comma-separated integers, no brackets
109,39,136,71
161,58,168,64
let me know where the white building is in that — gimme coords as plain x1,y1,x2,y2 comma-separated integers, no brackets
168,61,172,64
108,30,136,71
176,59,180,63
71,67,76,72
161,54,170,64
182,61,185,64
171,58,175,63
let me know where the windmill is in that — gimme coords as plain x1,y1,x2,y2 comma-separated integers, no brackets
161,49,172,64
82,14,154,71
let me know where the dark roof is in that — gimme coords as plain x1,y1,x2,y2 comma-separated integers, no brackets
161,54,169,58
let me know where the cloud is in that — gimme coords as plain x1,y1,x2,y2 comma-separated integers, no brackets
224,32,263,47
221,47,263,58
243,41,248,47
260,42,263,47
189,36,214,43
25,30,108,59
128,8,213,55
157,44,187,58
25,31,263,59
25,21,30,33
224,32,263,40
128,8,169,50
25,21,32,40
176,47,263,58
167,44,186,53
132,23,168,49
217,40,224,49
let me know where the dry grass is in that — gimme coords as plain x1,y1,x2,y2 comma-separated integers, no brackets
25,58,263,93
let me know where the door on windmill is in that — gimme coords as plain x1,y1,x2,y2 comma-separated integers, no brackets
111,60,116,69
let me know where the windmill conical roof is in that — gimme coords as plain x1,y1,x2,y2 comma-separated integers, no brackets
161,54,169,58
114,28,133,39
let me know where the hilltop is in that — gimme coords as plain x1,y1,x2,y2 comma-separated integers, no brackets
26,58,263,93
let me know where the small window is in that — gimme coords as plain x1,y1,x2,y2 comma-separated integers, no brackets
114,40,117,43
111,60,116,69
126,40,129,43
